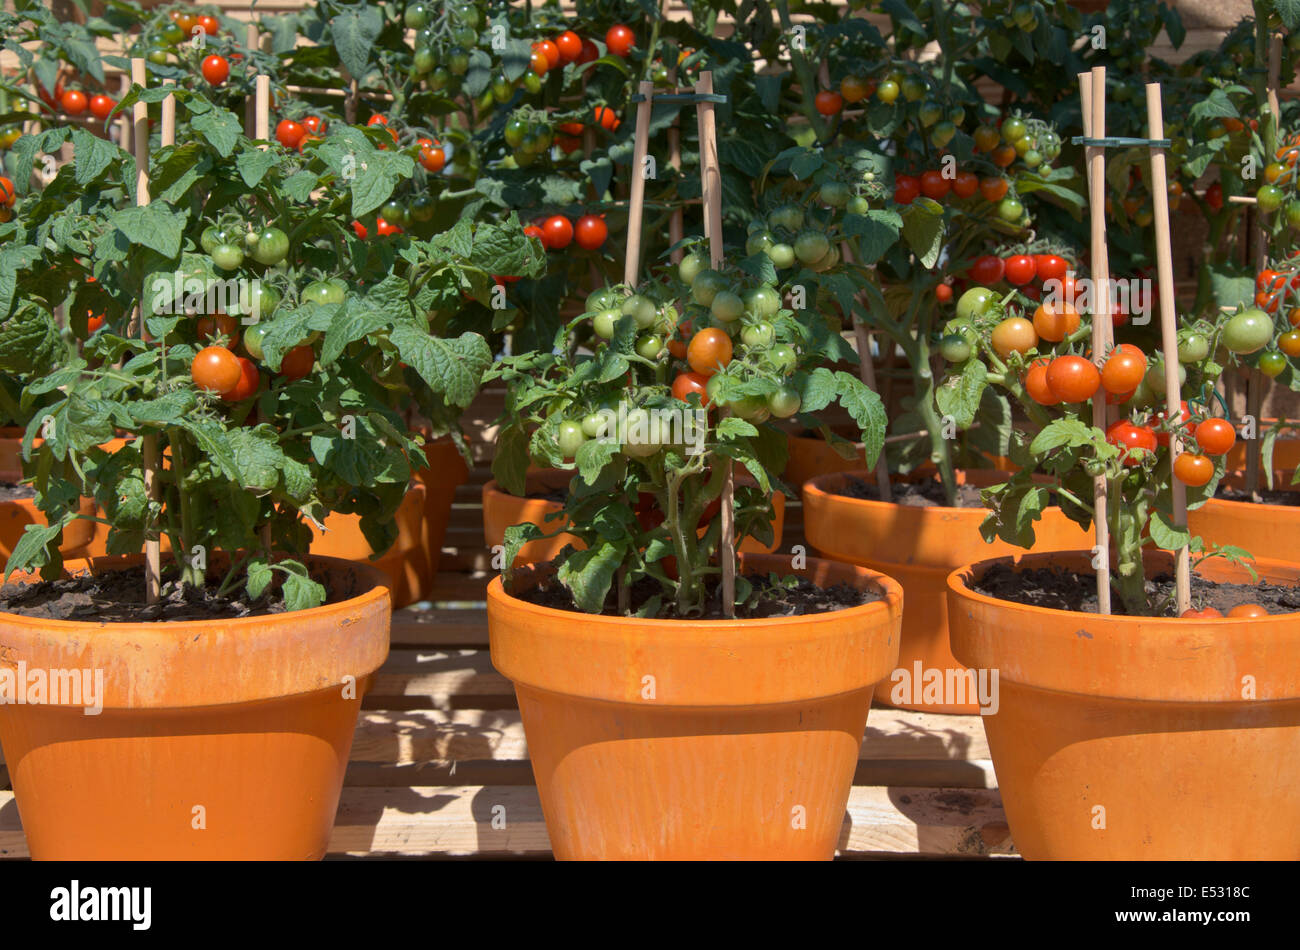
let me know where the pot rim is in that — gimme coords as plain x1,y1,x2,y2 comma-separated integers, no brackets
803,468,1009,515
947,549,1300,623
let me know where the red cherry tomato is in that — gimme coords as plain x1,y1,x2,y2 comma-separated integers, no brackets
919,169,950,199
192,345,242,394
279,344,315,380
1181,606,1223,619
375,218,403,237
574,214,608,250
1004,254,1036,286
1107,420,1158,465
593,105,620,131
60,89,87,116
556,31,583,63
201,54,230,85
221,357,260,402
893,174,920,205
935,282,953,303
88,94,116,120
606,24,635,57
815,90,844,115
276,119,305,149
968,254,1005,284
1035,254,1068,284
1045,355,1101,403
952,171,979,199
671,371,711,406
1195,417,1236,456
543,215,573,249
1173,453,1214,487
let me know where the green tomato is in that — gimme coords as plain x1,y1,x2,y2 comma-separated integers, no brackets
710,290,745,322
635,334,664,359
211,243,244,271
741,322,775,347
1256,184,1285,214
524,73,542,94
243,322,270,360
251,227,289,265
819,181,851,207
1001,117,1027,142
767,386,801,418
587,287,620,312
765,343,798,374
744,285,781,317
1259,351,1288,377
621,409,661,458
622,293,658,329
200,225,230,255
413,47,436,75
243,229,260,251
1177,332,1209,363
581,412,609,439
1286,201,1300,229
1223,308,1275,353
997,198,1024,222
557,421,587,459
746,230,775,256
161,24,185,45
900,77,925,102
380,201,407,226
690,269,728,306
448,47,470,75
410,194,435,223
846,195,870,214
302,279,346,306
940,333,972,362
918,101,944,127
404,2,430,29
955,287,997,322
1144,359,1186,394
679,251,708,285
593,308,621,339
235,282,281,323
492,75,513,102
929,120,956,149
794,229,830,264
147,47,169,66
730,396,771,423
1023,149,1042,168
767,204,805,232
504,116,529,148
429,67,451,92
766,243,796,269
876,80,900,104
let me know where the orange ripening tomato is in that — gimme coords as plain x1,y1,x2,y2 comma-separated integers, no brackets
1173,452,1214,487
814,90,843,115
1227,603,1269,618
1100,348,1147,394
687,328,733,376
1045,355,1101,403
990,317,1036,359
1024,359,1058,405
1032,301,1080,342
1194,417,1236,456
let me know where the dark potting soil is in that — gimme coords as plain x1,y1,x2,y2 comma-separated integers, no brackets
0,562,354,623
832,474,984,508
973,562,1300,617
525,488,567,503
1214,485,1300,507
0,482,35,502
517,571,880,619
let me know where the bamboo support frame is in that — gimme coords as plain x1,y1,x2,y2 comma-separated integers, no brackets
1083,67,1112,615
623,81,655,287
1145,82,1191,616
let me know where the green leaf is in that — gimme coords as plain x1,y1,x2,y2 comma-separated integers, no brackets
3,522,62,581
901,201,945,268
277,560,327,611
191,106,243,157
389,328,491,407
843,209,902,264
71,127,118,185
717,416,758,440
1029,418,1098,455
557,541,622,613
1149,510,1191,551
833,371,888,466
329,6,384,82
111,204,185,259
492,424,530,497
935,358,987,430
575,436,619,485
236,147,279,188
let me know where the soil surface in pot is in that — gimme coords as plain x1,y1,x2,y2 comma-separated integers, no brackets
0,482,35,501
516,571,879,619
1214,485,1300,506
524,488,567,502
832,475,983,508
973,563,1300,616
0,562,364,622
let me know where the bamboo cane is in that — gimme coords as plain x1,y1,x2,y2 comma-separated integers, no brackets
256,75,270,142
695,71,735,616
1085,67,1112,615
132,58,161,604
624,81,655,287
1146,83,1191,616
245,22,258,137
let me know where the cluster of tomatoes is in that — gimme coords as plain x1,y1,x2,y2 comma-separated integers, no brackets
130,9,230,82
524,213,608,252
1254,133,1300,221
1105,403,1236,489
972,116,1061,173
274,114,328,153
526,25,633,79
965,250,1073,297
743,204,841,272
893,168,1009,207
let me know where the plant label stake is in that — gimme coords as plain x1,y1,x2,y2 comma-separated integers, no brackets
131,57,161,604
1082,67,1113,614
1145,83,1192,616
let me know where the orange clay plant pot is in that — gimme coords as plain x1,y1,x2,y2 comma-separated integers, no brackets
412,437,469,600
483,468,786,567
948,550,1300,860
1187,468,1300,565
0,554,391,860
488,552,903,860
782,431,1014,492
803,470,1091,714
0,428,96,561
309,483,426,609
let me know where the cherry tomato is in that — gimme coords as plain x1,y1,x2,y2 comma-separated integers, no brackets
542,215,573,249
991,317,1036,359
1046,355,1100,403
276,119,305,148
197,313,240,341
973,126,1001,152
574,214,607,250
979,177,1009,202
86,313,105,334
951,170,979,199
1205,181,1223,211
1101,348,1147,393
606,24,635,57
538,39,561,70
768,387,801,418
89,94,116,120
1032,301,1080,342
1259,351,1288,378
192,345,242,394
593,105,620,131
935,283,953,303
556,31,582,62
1035,254,1068,283
1279,329,1300,357
894,174,920,205
578,39,600,65
303,115,325,135
840,75,872,103
60,89,87,116
1227,603,1269,618
1107,420,1157,466
991,144,1017,168
1004,254,1035,285
1223,309,1274,354
375,218,403,237
687,328,733,376
419,143,446,173
919,169,950,199
1195,418,1236,456
201,54,230,85
172,11,198,33
1173,453,1214,486
1024,359,1058,405
671,371,711,406
969,255,1005,284
279,344,315,380
197,14,220,37
1181,607,1223,619
221,357,260,402
815,90,843,115
556,421,587,458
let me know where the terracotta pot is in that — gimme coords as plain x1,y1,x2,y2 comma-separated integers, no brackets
1188,468,1300,564
412,437,469,599
782,431,1014,491
482,468,786,567
803,470,1092,714
0,495,97,563
309,483,426,609
948,550,1300,860
0,554,391,860
488,553,902,860
1226,420,1300,470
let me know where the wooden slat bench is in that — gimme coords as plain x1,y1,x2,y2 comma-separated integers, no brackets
0,571,1016,859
